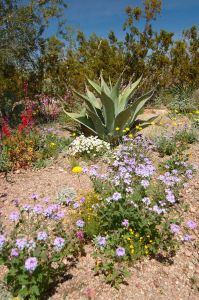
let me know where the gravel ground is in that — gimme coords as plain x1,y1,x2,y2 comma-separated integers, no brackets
0,114,198,300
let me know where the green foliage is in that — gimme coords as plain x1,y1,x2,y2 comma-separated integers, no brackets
154,135,177,157
174,127,198,144
62,74,155,143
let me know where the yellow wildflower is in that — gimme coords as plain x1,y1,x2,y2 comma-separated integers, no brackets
150,121,155,125
172,122,177,126
145,250,149,255
130,245,134,249
125,127,130,131
72,132,76,137
135,233,139,237
50,142,56,147
72,166,82,173
129,134,133,138
122,129,126,133
127,237,131,241
194,110,199,114
115,127,120,131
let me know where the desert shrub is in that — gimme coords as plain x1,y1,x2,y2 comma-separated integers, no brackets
168,86,197,113
154,135,177,156
1,127,71,172
0,199,81,299
67,135,111,159
174,127,198,144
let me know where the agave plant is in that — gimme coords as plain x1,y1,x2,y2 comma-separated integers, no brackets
62,74,156,143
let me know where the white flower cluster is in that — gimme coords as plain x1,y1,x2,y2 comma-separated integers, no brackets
68,135,110,157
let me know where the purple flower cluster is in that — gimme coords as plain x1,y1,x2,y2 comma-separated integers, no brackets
165,189,176,204
53,237,65,251
186,220,197,230
16,238,28,250
9,212,20,222
11,248,19,257
122,219,129,228
158,172,181,187
170,224,180,234
25,257,38,272
37,231,48,241
76,219,85,228
116,246,125,257
96,236,106,247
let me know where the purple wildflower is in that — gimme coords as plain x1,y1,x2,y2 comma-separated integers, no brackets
54,210,65,220
33,204,43,214
65,197,72,205
185,169,193,179
37,231,48,241
76,219,85,228
116,247,125,257
16,238,28,250
186,220,197,230
73,202,80,209
122,219,129,228
96,236,106,247
22,204,32,211
12,198,20,207
170,224,180,234
142,197,151,206
80,197,86,203
183,234,192,241
112,192,122,201
11,248,19,257
31,193,38,200
141,179,150,188
165,189,176,204
9,212,20,222
53,237,65,251
25,257,38,272
0,235,6,250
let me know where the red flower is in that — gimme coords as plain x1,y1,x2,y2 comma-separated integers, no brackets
2,124,10,137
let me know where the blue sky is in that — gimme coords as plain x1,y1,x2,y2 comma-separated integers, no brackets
48,0,199,40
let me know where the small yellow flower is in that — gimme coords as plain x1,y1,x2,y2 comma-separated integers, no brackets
128,134,133,138
139,237,143,240
172,122,177,126
189,112,193,115
12,297,21,300
194,110,199,114
130,245,134,249
131,249,135,254
115,127,120,131
144,245,148,249
149,240,153,243
150,121,155,125
125,127,130,131
129,228,133,232
72,132,76,137
145,250,149,255
122,129,126,133
50,142,56,147
72,166,82,173
127,237,131,241
172,117,176,120
135,233,139,237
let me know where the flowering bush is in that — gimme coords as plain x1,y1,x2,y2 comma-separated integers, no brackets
79,135,196,286
67,135,110,159
0,199,81,299
1,128,70,172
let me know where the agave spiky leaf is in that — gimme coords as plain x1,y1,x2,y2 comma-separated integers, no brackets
62,73,157,143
